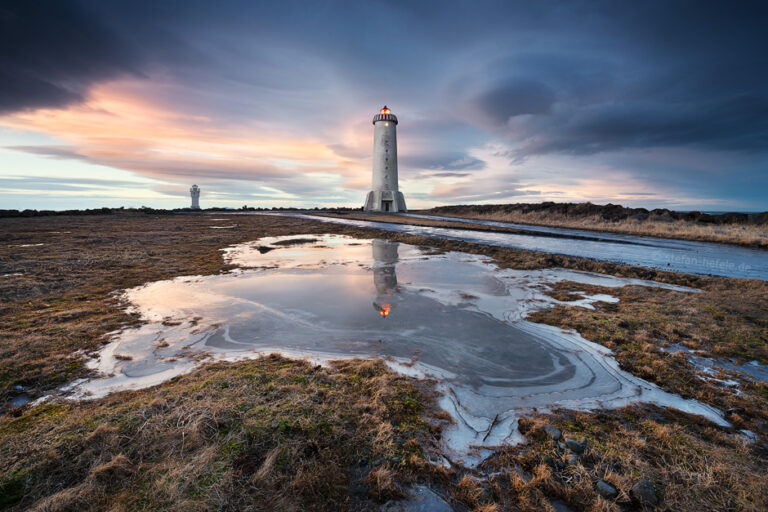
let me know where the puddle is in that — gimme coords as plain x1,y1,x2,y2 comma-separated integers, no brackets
210,225,237,229
70,235,727,461
663,343,768,385
248,212,768,280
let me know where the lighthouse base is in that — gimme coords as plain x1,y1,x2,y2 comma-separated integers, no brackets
363,190,407,213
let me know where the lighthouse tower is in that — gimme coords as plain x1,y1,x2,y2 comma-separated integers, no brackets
190,184,201,209
363,106,407,212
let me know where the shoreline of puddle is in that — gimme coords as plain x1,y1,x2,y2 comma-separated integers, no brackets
47,234,734,462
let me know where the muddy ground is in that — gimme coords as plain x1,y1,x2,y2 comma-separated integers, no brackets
1,213,766,511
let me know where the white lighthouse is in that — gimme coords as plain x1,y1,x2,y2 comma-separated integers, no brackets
363,106,407,212
190,184,200,209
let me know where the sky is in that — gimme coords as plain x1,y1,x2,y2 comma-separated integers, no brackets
1,1,767,211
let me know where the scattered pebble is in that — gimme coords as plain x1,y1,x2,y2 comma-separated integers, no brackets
565,437,586,454
596,480,618,499
631,479,658,506
544,425,562,440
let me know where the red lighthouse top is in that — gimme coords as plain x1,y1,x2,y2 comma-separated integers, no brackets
373,105,398,125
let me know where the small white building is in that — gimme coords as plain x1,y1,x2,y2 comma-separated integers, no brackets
190,184,201,209
363,106,407,212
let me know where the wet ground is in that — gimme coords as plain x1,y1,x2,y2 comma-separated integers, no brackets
247,212,768,280
72,235,727,460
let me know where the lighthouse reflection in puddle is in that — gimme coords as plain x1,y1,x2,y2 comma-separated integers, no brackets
372,239,399,318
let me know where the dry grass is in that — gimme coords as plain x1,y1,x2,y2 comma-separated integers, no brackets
480,407,768,511
0,212,708,405
0,356,449,511
0,213,365,404
528,278,768,418
2,212,768,510
433,209,768,248
533,278,768,363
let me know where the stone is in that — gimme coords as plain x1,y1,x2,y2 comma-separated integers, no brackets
544,425,562,441
511,465,532,483
565,437,586,454
382,485,453,512
548,499,577,512
596,480,618,499
630,479,658,506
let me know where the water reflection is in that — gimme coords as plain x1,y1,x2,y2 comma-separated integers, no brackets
267,212,768,281
76,235,727,458
372,239,399,318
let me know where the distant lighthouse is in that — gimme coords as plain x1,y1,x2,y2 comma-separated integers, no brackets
190,184,201,209
363,106,407,212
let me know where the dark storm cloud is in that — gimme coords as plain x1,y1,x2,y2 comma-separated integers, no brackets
462,1,768,158
503,94,768,158
474,80,556,125
3,0,768,208
0,1,140,114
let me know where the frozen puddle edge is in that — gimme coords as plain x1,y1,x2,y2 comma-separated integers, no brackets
60,235,728,462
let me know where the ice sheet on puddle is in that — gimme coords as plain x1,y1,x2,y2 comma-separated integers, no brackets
68,235,728,459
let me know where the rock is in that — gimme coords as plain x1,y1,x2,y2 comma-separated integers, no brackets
544,425,562,441
596,480,618,499
548,499,577,512
382,485,453,512
565,437,586,454
511,465,532,483
631,479,658,506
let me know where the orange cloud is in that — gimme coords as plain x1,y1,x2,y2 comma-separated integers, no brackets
0,79,364,188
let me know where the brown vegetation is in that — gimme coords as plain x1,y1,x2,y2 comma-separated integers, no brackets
0,356,448,511
1,212,708,406
425,203,768,247
480,406,768,511
2,212,768,511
